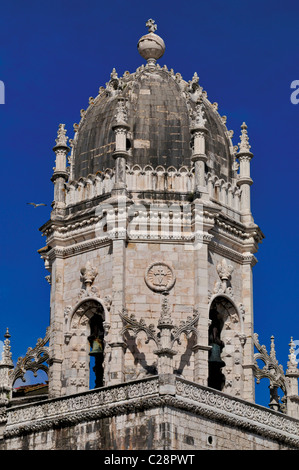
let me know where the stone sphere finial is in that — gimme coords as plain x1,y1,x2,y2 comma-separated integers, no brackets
137,19,165,65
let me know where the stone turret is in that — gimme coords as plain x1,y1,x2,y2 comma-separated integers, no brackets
112,98,130,196
236,122,254,224
51,123,70,216
35,20,267,402
0,330,13,405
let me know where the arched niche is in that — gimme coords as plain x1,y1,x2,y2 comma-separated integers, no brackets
67,299,107,392
208,295,245,396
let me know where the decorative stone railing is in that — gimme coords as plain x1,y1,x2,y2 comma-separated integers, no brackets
174,377,299,447
3,376,160,437
64,166,242,222
65,169,115,206
2,375,299,447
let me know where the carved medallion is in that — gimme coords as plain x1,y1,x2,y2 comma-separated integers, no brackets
145,262,175,293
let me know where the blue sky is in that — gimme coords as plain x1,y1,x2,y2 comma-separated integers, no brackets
0,0,298,407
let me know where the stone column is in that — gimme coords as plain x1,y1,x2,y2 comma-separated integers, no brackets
285,337,299,418
112,98,130,197
190,101,209,200
0,329,14,405
107,99,131,384
241,256,255,402
51,124,70,217
109,239,127,384
192,235,211,385
191,201,216,385
154,294,176,374
48,253,65,398
108,195,128,385
236,122,253,224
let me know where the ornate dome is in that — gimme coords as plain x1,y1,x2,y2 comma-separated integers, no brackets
70,20,235,183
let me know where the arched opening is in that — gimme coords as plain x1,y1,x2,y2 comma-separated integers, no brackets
208,296,243,394
69,299,106,392
208,306,226,391
88,313,105,389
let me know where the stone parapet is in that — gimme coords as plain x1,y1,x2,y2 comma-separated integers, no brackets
2,375,299,449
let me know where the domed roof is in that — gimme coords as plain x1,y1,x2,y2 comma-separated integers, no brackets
71,21,235,183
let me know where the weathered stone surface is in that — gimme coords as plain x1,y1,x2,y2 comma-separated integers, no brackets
1,376,299,450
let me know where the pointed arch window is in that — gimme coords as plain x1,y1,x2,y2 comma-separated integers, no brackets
88,314,105,388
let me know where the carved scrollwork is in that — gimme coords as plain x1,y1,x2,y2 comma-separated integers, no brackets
119,309,159,347
171,310,199,347
10,328,50,386
119,298,200,372
253,333,287,412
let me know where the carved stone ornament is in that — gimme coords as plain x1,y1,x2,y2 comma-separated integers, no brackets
214,258,234,296
253,333,287,413
145,262,176,293
4,375,299,447
9,328,50,387
80,261,98,288
55,123,68,148
119,302,199,361
191,100,206,129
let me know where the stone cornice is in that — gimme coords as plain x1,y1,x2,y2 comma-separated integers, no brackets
209,240,258,266
212,214,264,256
40,195,263,260
3,375,299,448
47,237,111,260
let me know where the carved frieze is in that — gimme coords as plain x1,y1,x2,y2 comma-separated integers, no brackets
4,375,299,448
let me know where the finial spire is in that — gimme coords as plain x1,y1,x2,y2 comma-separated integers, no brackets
236,121,254,224
55,123,69,148
1,328,13,366
137,19,165,65
238,122,252,155
52,123,70,214
270,335,277,361
4,327,10,340
286,337,299,374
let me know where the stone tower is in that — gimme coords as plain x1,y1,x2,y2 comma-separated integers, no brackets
1,20,299,451
42,18,262,401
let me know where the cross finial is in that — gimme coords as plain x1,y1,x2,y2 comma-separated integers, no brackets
146,19,157,33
